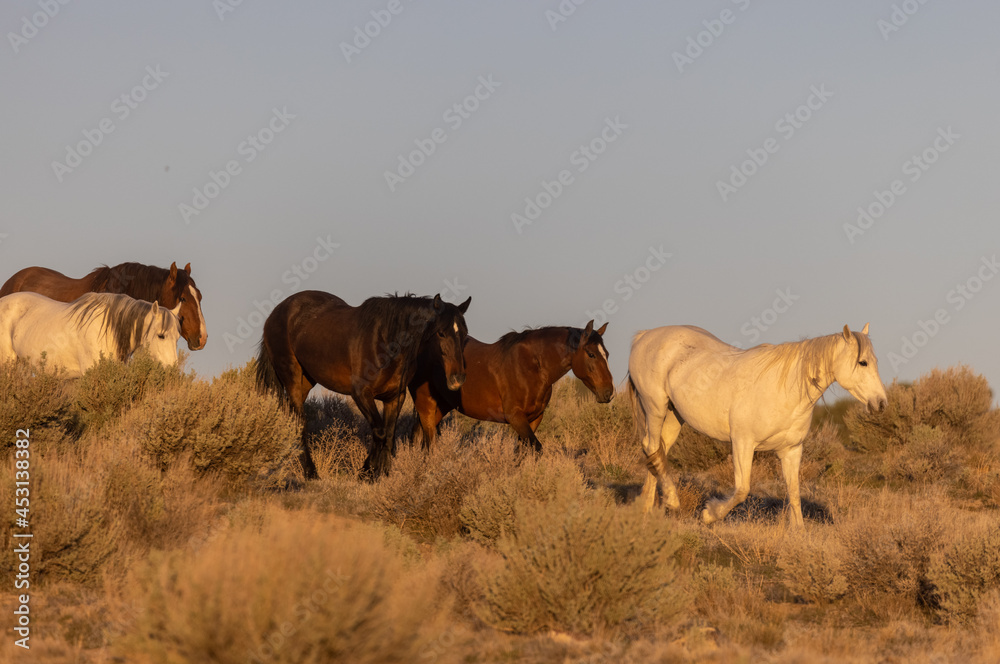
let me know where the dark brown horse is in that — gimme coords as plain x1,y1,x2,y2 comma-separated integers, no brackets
0,262,206,350
409,320,614,452
255,290,471,479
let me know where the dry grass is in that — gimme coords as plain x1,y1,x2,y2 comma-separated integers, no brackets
4,361,1000,662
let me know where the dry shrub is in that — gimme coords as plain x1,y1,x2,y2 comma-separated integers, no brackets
72,349,189,433
777,531,848,604
689,560,786,651
800,420,847,482
882,424,962,483
131,365,301,485
460,452,587,547
116,509,449,664
0,357,73,451
362,425,522,542
843,379,915,454
913,366,998,450
927,524,1000,622
477,498,684,637
837,491,944,604
305,395,367,477
669,426,731,471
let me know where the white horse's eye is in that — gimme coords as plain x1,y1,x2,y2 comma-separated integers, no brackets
859,360,868,367
158,334,166,340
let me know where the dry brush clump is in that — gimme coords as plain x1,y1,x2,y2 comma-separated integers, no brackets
0,357,74,450
477,495,685,637
116,508,450,664
927,523,1000,623
128,362,302,486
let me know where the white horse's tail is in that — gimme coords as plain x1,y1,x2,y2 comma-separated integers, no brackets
625,372,646,445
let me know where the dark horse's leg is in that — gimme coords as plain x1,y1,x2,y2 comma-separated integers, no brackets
410,382,447,451
507,412,543,454
354,385,389,480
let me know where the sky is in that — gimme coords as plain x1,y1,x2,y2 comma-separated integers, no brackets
2,1,999,403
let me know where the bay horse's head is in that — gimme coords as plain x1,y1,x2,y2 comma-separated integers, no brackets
832,323,887,413
161,262,207,351
570,320,614,403
424,295,471,391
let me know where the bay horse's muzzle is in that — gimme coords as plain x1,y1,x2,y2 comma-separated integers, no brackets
597,387,614,404
447,373,466,391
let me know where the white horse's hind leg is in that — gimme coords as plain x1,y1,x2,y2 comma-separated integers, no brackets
777,444,804,528
640,406,682,513
703,437,754,524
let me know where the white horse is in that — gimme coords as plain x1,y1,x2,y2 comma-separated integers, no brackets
0,292,181,378
626,324,887,527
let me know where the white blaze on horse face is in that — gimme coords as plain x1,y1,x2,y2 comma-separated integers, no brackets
454,322,458,333
598,344,608,361
189,283,207,346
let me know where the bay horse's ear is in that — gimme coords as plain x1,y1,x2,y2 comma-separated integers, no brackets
842,324,852,341
861,322,870,335
432,293,443,311
458,296,471,314
596,322,608,336
577,320,594,349
168,262,178,284
184,263,192,275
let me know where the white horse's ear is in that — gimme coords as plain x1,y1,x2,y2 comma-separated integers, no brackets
861,322,870,335
151,300,160,313
842,324,851,341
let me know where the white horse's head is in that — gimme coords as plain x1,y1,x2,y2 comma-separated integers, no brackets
831,323,887,413
139,301,181,367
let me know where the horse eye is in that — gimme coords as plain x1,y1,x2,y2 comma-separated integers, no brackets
158,334,166,340
859,360,868,367
437,329,446,338
180,296,186,303
586,351,595,359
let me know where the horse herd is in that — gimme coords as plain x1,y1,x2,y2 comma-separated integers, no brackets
0,261,889,526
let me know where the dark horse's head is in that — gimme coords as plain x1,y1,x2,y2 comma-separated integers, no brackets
421,295,471,391
161,262,206,351
570,320,614,403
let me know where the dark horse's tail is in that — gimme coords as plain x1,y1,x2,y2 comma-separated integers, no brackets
254,338,290,411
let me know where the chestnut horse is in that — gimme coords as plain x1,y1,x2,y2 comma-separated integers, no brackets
0,262,206,350
408,320,614,452
255,290,471,479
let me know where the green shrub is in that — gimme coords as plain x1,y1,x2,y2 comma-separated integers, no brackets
72,350,189,433
928,525,1000,622
117,509,448,663
460,453,587,547
132,368,301,485
477,498,684,636
0,357,73,451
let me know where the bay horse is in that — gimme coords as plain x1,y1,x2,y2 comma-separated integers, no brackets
626,323,887,527
0,292,181,378
408,320,614,452
255,290,471,479
0,262,206,350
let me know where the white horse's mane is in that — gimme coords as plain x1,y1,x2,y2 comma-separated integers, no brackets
751,331,872,393
68,292,170,361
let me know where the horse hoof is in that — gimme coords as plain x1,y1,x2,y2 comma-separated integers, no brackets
701,508,716,525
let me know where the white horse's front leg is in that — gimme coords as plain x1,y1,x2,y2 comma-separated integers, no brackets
777,443,804,528
703,438,754,524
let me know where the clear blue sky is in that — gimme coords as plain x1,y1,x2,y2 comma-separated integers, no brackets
3,1,999,401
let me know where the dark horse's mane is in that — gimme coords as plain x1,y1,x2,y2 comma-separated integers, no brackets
357,293,452,369
68,292,164,361
87,262,183,301
497,326,574,355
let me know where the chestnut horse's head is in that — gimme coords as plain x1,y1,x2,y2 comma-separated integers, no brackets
570,320,614,403
160,262,206,351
